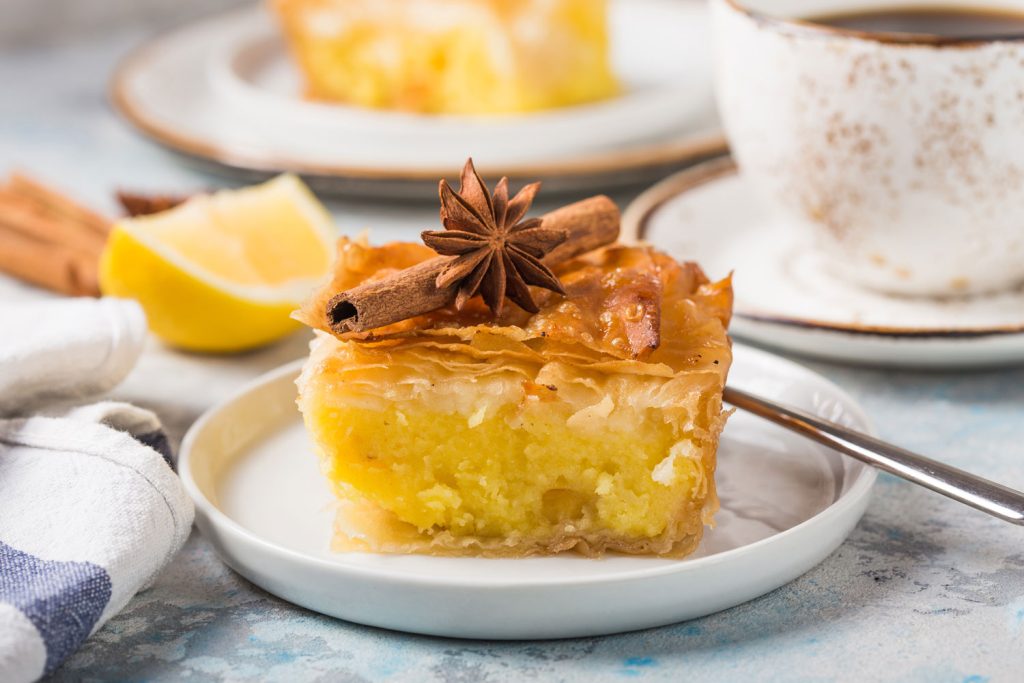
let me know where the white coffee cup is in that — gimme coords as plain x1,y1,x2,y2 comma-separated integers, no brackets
712,0,1024,296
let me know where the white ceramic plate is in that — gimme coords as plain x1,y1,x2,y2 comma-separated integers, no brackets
625,159,1024,368
179,344,876,640
111,0,725,198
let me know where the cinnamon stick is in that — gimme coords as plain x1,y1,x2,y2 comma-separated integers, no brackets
9,173,110,238
0,189,106,257
0,224,99,296
327,195,620,334
117,191,191,217
538,195,621,265
0,172,109,296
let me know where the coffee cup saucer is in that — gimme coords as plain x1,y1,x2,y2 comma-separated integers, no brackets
625,158,1024,368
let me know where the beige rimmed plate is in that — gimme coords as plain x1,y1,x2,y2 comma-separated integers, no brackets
624,158,1024,368
178,344,875,640
111,0,725,199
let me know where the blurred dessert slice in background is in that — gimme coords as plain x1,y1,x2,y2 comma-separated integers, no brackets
270,0,618,114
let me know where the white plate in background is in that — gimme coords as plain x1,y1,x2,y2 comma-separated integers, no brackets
113,0,725,197
206,0,711,166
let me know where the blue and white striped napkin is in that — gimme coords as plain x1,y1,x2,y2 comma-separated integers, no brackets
0,298,194,683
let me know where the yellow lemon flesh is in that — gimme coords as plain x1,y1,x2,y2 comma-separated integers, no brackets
100,174,334,352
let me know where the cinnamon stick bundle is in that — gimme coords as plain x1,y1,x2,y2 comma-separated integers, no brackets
0,189,105,257
0,173,109,296
9,173,109,238
327,194,620,334
0,228,99,296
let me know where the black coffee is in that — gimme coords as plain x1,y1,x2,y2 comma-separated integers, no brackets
809,6,1024,39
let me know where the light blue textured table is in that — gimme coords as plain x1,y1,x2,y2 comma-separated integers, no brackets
3,22,1023,683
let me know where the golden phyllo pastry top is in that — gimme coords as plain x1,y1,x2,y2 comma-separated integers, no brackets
296,236,732,375
295,159,731,379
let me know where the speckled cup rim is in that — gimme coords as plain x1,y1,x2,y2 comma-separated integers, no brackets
723,0,1024,47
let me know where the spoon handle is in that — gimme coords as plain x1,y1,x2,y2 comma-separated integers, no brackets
723,386,1024,525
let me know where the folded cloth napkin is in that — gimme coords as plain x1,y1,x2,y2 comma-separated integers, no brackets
0,298,194,683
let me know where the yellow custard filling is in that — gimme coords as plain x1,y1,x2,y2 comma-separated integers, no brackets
304,381,708,541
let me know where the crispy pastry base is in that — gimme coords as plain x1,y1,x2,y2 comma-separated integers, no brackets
328,489,708,559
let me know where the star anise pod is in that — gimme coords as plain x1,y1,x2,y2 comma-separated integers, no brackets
421,159,568,315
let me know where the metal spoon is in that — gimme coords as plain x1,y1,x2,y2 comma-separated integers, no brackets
724,386,1024,526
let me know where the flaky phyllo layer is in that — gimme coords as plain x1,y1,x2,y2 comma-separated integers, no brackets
296,238,733,557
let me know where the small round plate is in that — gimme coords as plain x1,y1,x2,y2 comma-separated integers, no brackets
112,0,725,199
179,344,875,640
625,158,1024,368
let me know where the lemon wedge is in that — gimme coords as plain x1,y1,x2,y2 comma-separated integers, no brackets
100,174,334,352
